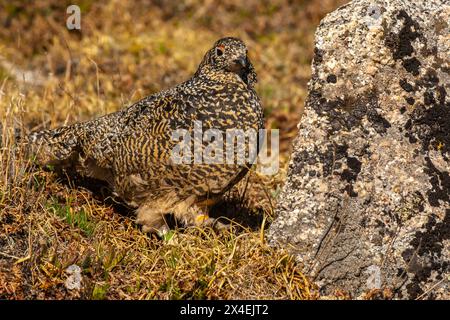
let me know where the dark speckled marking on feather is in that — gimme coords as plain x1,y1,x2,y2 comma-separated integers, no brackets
28,37,264,232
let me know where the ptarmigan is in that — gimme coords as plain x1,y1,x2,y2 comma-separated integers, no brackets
28,37,264,234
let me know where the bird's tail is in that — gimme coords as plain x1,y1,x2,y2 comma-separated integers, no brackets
27,124,81,167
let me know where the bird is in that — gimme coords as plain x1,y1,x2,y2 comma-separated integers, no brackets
28,37,264,235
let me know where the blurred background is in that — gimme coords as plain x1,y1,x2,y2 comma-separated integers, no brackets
0,0,346,154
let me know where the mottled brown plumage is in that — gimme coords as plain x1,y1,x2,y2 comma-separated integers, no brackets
29,37,264,234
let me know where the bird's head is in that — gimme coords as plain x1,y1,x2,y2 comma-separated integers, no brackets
196,37,257,87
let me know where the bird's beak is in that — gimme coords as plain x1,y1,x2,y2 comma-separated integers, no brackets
235,57,247,68
227,56,248,75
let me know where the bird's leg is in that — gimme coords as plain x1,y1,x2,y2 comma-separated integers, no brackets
196,198,232,232
201,216,233,232
181,205,232,232
135,204,168,235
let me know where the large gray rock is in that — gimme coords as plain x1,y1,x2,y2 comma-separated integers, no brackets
268,0,449,299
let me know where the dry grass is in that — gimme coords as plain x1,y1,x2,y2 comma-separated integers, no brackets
0,0,347,299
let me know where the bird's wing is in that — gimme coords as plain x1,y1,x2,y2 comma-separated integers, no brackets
111,92,195,177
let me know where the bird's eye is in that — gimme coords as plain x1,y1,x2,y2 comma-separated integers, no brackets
215,46,224,57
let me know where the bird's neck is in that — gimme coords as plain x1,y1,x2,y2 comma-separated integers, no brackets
194,65,251,87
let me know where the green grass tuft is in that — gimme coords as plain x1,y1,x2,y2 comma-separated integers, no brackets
47,197,96,237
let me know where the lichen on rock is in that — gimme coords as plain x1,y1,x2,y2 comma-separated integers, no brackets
268,0,449,299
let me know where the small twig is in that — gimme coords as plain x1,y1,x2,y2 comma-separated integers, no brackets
380,224,401,269
0,251,20,260
87,57,103,114
415,278,446,300
313,208,339,259
15,219,33,265
259,213,267,244
255,173,274,215
394,238,422,292
313,247,354,280
239,173,250,207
